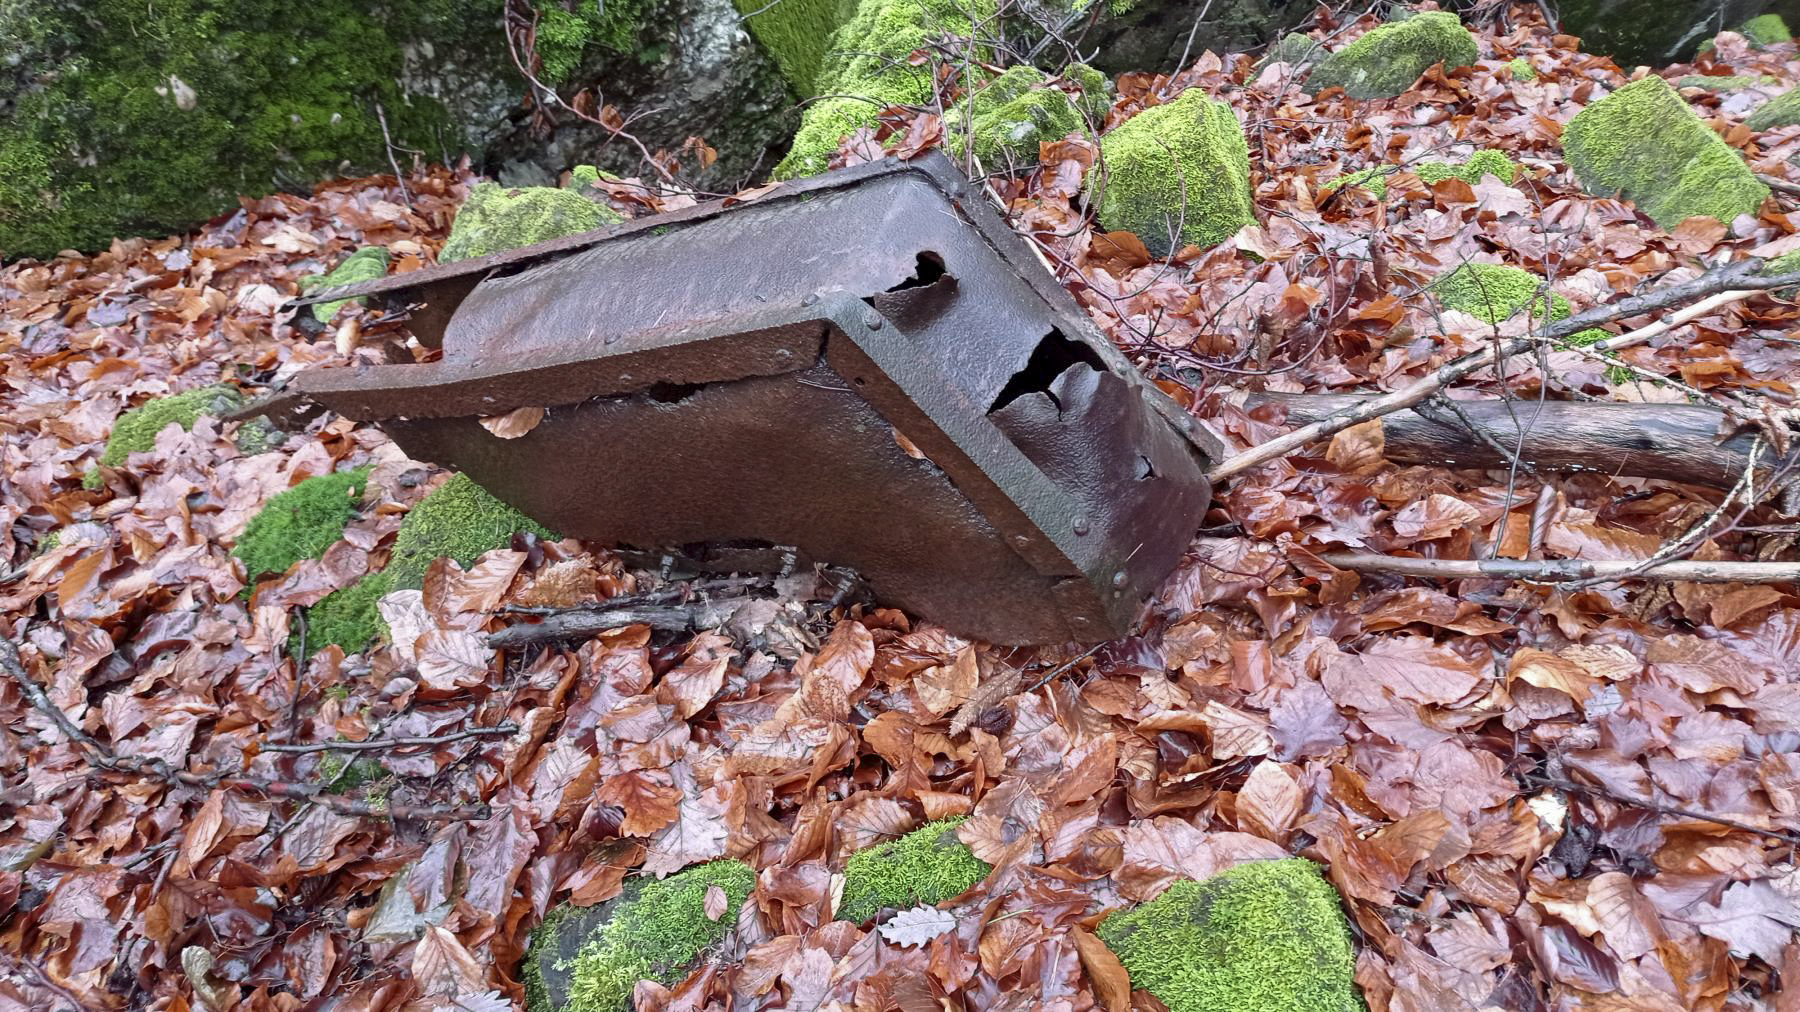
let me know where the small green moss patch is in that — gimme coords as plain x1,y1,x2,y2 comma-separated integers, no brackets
96,384,242,470
1430,263,1570,325
1097,859,1359,1012
1562,75,1769,230
298,247,390,323
235,467,370,584
1508,56,1538,82
523,861,756,1012
1256,32,1321,72
298,569,392,658
1305,11,1478,100
947,65,1106,166
1090,89,1255,257
387,473,554,589
439,183,624,264
837,817,991,923
1741,14,1792,46
1676,74,1779,92
1326,149,1516,200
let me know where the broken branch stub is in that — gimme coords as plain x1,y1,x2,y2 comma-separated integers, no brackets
289,153,1218,644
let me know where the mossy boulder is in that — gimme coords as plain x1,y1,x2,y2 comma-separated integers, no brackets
837,817,991,923
1305,12,1478,100
1430,263,1571,325
385,473,554,589
1676,74,1780,92
439,183,624,264
1740,13,1792,45
298,247,390,323
1561,75,1769,231
235,467,370,584
522,861,755,1012
1508,57,1538,82
1089,89,1254,257
299,570,393,657
773,0,990,179
87,384,242,486
1747,87,1800,130
1326,149,1517,201
1255,32,1322,73
1097,859,1359,1012
733,0,857,93
945,65,1109,166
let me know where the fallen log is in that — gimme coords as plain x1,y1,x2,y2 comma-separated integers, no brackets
1319,552,1800,584
1247,392,1800,511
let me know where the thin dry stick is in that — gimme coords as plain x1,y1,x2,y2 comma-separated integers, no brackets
373,100,414,207
1207,260,1800,482
262,724,520,754
1524,773,1800,846
1756,171,1800,198
0,638,489,822
1317,553,1800,584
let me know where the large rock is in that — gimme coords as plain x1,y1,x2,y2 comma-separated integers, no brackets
1556,0,1781,65
1099,859,1360,1012
1089,88,1255,256
1305,11,1479,100
0,0,792,259
944,64,1111,166
437,182,623,264
1562,75,1770,230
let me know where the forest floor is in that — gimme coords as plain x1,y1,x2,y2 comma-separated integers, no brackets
5,5,1800,1011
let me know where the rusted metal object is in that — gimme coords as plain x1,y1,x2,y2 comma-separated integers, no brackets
290,153,1219,644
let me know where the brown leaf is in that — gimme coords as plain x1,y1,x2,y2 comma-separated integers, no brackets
658,632,735,719
1072,927,1131,1012
1323,636,1487,708
1508,648,1596,705
704,884,729,921
412,925,488,998
1391,494,1480,540
1236,761,1302,842
415,630,493,692
478,405,545,439
1325,418,1386,476
1585,872,1662,961
595,769,683,836
915,645,978,717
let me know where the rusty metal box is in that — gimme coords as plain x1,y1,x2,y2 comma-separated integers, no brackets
291,153,1218,644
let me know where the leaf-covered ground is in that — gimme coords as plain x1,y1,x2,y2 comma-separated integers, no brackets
5,6,1800,1010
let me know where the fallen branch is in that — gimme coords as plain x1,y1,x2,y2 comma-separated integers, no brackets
1319,552,1800,584
488,597,747,648
1208,259,1800,482
1756,171,1800,199
1524,773,1800,846
1251,393,1800,510
261,723,519,754
0,638,489,822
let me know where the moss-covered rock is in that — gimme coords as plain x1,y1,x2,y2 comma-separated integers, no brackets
386,473,554,589
1430,263,1570,325
1325,149,1517,200
531,0,646,84
235,467,370,584
1747,87,1800,130
299,570,393,657
1305,11,1478,100
523,861,755,1012
837,817,991,923
772,0,990,178
298,247,390,323
1255,32,1322,73
1098,859,1358,1012
1740,13,1792,46
1562,75,1769,231
1676,74,1780,92
1089,89,1254,257
90,384,242,485
233,416,288,456
946,65,1110,166
1508,56,1538,82
439,183,623,263
733,0,857,93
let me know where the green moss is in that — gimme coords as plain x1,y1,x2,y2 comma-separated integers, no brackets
234,416,288,456
0,0,471,259
298,247,390,323
946,64,1111,165
527,861,756,1012
1563,76,1769,231
386,473,554,589
1326,148,1517,200
1097,859,1359,1012
837,817,991,923
1255,32,1321,72
1305,11,1478,100
1747,87,1800,131
1430,263,1570,325
1676,74,1779,92
1065,63,1112,123
35,530,62,556
1508,56,1538,82
439,183,624,263
1741,14,1791,46
733,0,857,93
234,467,370,584
1089,89,1255,257
532,0,645,84
96,384,242,470
299,569,393,657
317,753,390,793
772,0,990,179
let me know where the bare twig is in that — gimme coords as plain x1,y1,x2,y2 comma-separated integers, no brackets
1317,552,1800,584
1524,773,1800,846
373,100,414,207
1208,260,1800,482
262,724,520,754
0,638,488,822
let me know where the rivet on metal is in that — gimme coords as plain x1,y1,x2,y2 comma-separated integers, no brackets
863,308,884,330
1073,518,1091,536
1111,570,1127,588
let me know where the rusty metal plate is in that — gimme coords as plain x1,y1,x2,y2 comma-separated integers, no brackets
291,153,1218,644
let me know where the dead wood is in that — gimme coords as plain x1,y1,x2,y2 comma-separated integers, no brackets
1319,552,1800,585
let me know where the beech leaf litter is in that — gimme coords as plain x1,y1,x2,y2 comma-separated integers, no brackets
5,7,1800,1010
